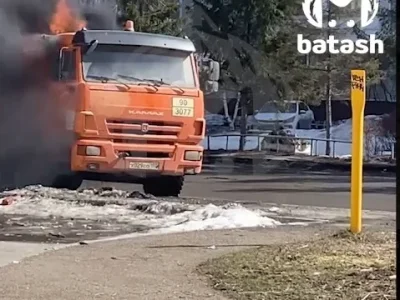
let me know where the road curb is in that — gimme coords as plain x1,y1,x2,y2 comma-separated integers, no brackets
203,153,396,173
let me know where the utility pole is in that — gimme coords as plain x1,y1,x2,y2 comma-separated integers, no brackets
325,0,332,156
178,0,184,18
238,16,252,152
239,91,247,151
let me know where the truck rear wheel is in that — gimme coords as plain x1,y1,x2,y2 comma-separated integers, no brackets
142,176,184,197
51,173,83,190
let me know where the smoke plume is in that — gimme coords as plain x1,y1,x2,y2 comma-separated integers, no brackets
0,0,118,190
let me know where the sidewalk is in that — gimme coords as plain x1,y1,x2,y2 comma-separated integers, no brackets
0,225,330,300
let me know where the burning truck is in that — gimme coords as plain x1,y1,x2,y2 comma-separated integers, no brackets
0,0,219,196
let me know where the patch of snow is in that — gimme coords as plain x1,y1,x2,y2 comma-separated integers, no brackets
0,187,280,233
268,206,280,212
297,115,394,157
158,204,280,233
295,126,352,157
203,115,395,158
284,222,310,226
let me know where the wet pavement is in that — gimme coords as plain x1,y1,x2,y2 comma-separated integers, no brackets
0,213,150,244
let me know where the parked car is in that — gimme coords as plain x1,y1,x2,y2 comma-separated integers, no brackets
248,100,315,131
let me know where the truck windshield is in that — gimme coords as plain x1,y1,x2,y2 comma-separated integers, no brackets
82,45,196,88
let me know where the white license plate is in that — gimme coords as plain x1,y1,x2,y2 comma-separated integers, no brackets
128,162,160,170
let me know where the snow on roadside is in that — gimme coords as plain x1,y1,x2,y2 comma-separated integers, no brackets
295,120,353,157
204,115,394,158
296,115,395,157
0,186,280,232
159,203,280,233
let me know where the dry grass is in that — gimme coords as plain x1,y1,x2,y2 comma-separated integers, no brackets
197,230,396,300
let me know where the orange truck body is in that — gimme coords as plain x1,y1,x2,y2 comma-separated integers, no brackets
29,26,205,196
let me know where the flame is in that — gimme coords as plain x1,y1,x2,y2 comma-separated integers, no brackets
49,0,86,34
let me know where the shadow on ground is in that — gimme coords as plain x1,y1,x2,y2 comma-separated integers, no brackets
209,173,394,184
216,186,396,195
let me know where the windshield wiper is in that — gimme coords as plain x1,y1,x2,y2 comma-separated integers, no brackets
115,74,160,90
86,75,113,83
142,78,185,93
115,75,185,93
116,74,158,85
86,75,130,89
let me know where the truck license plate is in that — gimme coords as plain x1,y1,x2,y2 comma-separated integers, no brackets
128,162,160,170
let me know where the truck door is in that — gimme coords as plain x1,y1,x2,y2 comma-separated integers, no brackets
50,47,80,166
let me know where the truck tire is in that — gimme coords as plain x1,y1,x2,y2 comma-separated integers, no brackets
51,173,83,190
143,176,184,197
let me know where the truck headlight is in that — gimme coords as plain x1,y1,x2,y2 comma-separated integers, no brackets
184,151,202,161
86,146,101,156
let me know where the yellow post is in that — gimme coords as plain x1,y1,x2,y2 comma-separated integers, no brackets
350,70,366,234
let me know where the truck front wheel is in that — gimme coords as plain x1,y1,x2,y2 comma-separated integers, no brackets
142,176,184,197
51,173,83,190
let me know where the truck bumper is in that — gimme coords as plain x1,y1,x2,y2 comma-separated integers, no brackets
71,140,203,176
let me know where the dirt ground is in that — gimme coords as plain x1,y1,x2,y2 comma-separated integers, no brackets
0,224,337,300
198,227,396,300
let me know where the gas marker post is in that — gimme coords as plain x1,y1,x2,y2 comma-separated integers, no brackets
350,70,366,234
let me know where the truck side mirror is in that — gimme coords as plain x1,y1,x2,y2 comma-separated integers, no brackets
208,60,220,81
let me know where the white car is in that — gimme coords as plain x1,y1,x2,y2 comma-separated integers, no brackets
249,100,315,131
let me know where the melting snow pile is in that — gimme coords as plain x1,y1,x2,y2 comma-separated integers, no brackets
0,186,280,234
296,115,395,157
204,114,394,158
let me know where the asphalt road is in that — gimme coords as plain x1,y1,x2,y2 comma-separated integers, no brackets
0,165,394,245
93,169,395,212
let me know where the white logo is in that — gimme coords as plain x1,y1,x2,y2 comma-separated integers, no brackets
141,123,149,133
297,0,384,54
303,0,379,28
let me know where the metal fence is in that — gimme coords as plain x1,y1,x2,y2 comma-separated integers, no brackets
372,137,396,159
203,133,396,159
311,121,327,129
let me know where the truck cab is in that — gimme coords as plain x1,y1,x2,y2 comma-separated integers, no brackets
49,24,214,196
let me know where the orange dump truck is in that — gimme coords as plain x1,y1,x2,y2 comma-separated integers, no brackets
30,21,217,196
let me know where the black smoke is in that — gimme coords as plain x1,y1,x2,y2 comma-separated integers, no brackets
73,0,119,30
0,0,118,190
0,0,118,33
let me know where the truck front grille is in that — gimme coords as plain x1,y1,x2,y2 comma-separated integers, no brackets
112,139,174,145
106,119,182,141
